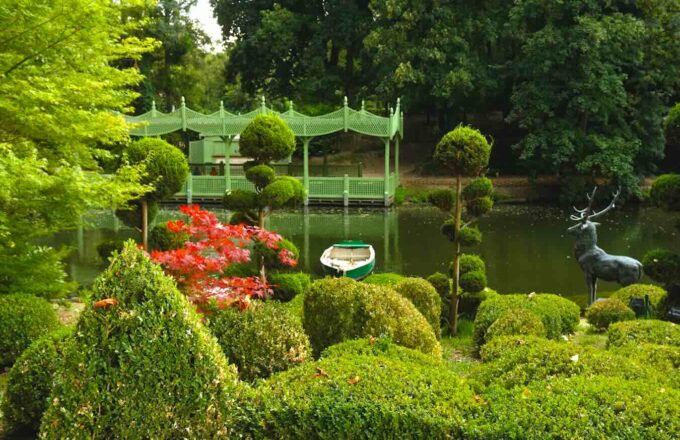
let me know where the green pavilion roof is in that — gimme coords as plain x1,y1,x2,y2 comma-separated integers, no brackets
124,97,403,139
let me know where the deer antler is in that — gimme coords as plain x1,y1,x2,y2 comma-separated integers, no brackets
588,187,621,220
570,187,598,222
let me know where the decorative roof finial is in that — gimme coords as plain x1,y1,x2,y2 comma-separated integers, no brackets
389,107,394,117
289,100,294,111
151,100,156,112
181,96,186,107
343,96,348,107
219,100,224,110
361,100,365,112
397,97,401,107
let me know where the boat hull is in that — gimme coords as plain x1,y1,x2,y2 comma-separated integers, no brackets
320,241,375,280
322,259,375,280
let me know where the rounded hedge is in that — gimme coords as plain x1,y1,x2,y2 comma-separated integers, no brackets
459,226,482,247
459,254,485,275
269,272,311,302
394,277,442,339
363,272,405,286
245,164,276,189
650,173,680,211
642,248,680,286
585,298,635,331
224,188,258,212
320,337,442,366
125,138,189,201
233,340,477,439
610,284,668,317
465,196,493,217
459,287,498,318
274,176,305,203
426,272,449,299
434,125,491,177
239,114,296,164
260,178,298,208
473,293,580,352
485,309,546,341
304,277,441,357
207,301,311,382
607,319,680,348
253,238,300,272
462,177,493,200
0,294,61,367
39,242,238,438
2,327,72,433
460,270,487,293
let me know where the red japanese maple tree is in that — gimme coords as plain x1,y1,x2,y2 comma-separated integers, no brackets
150,205,297,310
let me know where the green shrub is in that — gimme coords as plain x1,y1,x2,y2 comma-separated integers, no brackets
304,278,441,357
650,174,680,211
125,138,188,201
458,226,482,247
269,272,311,302
2,327,72,433
460,270,487,293
434,125,491,176
585,298,635,331
471,375,680,438
607,319,680,348
428,189,455,211
459,288,498,318
39,242,238,439
426,272,449,299
465,196,493,217
245,164,276,189
229,210,255,226
642,248,680,286
475,336,670,389
609,343,680,378
485,309,546,341
394,277,442,339
96,238,126,262
611,284,668,317
462,177,493,200
363,272,405,286
284,292,305,323
253,238,300,272
473,293,580,352
148,223,186,251
234,340,477,439
239,114,296,164
459,254,485,274
0,294,61,367
260,178,296,207
224,188,258,212
320,337,442,366
207,301,311,382
115,200,160,230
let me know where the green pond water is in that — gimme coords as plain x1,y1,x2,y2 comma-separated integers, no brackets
55,204,680,307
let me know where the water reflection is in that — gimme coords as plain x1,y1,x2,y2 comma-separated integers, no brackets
53,205,680,307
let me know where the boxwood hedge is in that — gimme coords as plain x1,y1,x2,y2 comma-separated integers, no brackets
610,284,668,317
484,309,546,341
363,272,405,286
393,277,442,339
607,319,680,348
269,272,311,302
585,298,635,330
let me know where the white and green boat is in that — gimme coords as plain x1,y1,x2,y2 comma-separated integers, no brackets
320,241,375,280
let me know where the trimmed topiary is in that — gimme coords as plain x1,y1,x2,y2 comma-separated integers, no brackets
363,272,405,286
0,294,61,367
434,125,491,176
459,254,485,274
224,189,259,212
650,174,680,211
125,138,189,201
485,309,546,341
459,288,498,318
304,278,441,357
394,277,442,339
462,177,493,200
260,178,296,207
427,272,450,299
39,241,238,439
428,189,455,212
253,238,300,272
473,293,580,352
465,196,493,217
607,319,680,348
610,284,668,317
207,301,311,382
2,327,72,433
585,298,635,331
320,337,442,366
458,226,482,247
269,272,311,302
245,164,276,190
234,339,476,439
642,248,680,287
239,114,296,164
149,223,187,251
460,270,487,293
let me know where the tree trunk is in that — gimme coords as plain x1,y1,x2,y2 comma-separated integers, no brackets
141,199,149,251
258,208,267,285
450,175,462,336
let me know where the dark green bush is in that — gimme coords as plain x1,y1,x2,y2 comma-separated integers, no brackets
234,340,477,439
473,293,580,351
363,272,405,286
304,278,441,357
459,253,485,274
125,138,188,201
239,114,296,164
650,174,680,211
434,125,491,176
148,223,186,251
115,200,159,230
273,176,305,203
462,177,493,200
607,319,680,348
253,238,300,272
459,226,482,247
426,272,449,299
459,288,498,318
643,248,680,287
260,178,296,207
269,272,311,302
0,294,61,367
223,262,259,277
460,270,487,293
224,188,259,212
2,327,72,433
465,196,493,217
320,337,442,366
96,238,126,262
586,298,635,331
471,375,680,438
207,301,311,382
485,309,546,341
610,284,668,317
39,241,238,439
245,164,276,189
394,277,442,339
229,210,255,226
428,189,455,212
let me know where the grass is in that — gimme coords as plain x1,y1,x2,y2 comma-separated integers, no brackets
570,318,608,349
440,319,479,376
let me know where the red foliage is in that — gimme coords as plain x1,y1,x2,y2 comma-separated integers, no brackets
151,205,297,310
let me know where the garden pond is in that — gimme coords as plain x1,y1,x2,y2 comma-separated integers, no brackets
54,204,680,307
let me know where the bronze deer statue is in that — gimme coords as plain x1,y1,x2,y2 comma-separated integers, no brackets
568,187,643,305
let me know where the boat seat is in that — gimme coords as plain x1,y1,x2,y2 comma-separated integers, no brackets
329,247,370,260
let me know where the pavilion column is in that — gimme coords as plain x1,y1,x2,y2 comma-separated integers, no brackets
395,136,400,187
225,136,232,192
303,138,311,206
384,138,390,206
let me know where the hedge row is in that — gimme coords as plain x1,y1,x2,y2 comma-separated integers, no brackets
607,319,680,348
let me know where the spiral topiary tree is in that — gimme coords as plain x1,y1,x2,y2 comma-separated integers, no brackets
429,125,493,335
223,115,302,281
116,138,188,249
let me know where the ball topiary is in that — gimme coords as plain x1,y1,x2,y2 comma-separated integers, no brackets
585,298,635,331
149,223,186,251
0,294,61,367
459,254,485,274
465,196,493,217
428,189,456,212
239,114,296,164
253,238,300,272
460,270,487,293
229,210,255,226
485,309,546,341
274,176,305,202
234,339,476,439
245,164,276,189
610,284,667,317
459,288,499,318
473,293,581,352
304,278,441,357
125,137,189,201
607,319,680,348
393,278,442,339
649,174,680,211
2,327,72,433
39,241,238,439
363,272,405,286
269,272,311,302
434,125,492,176
224,188,259,212
462,177,493,200
259,177,305,209
459,226,482,247
642,248,680,287
207,301,311,382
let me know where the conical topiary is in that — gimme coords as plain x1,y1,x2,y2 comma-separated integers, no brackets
39,241,238,439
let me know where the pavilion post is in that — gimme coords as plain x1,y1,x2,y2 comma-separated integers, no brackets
395,136,400,187
303,137,311,205
384,138,390,206
225,135,232,192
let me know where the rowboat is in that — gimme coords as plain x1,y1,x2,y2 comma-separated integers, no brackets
320,241,375,280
